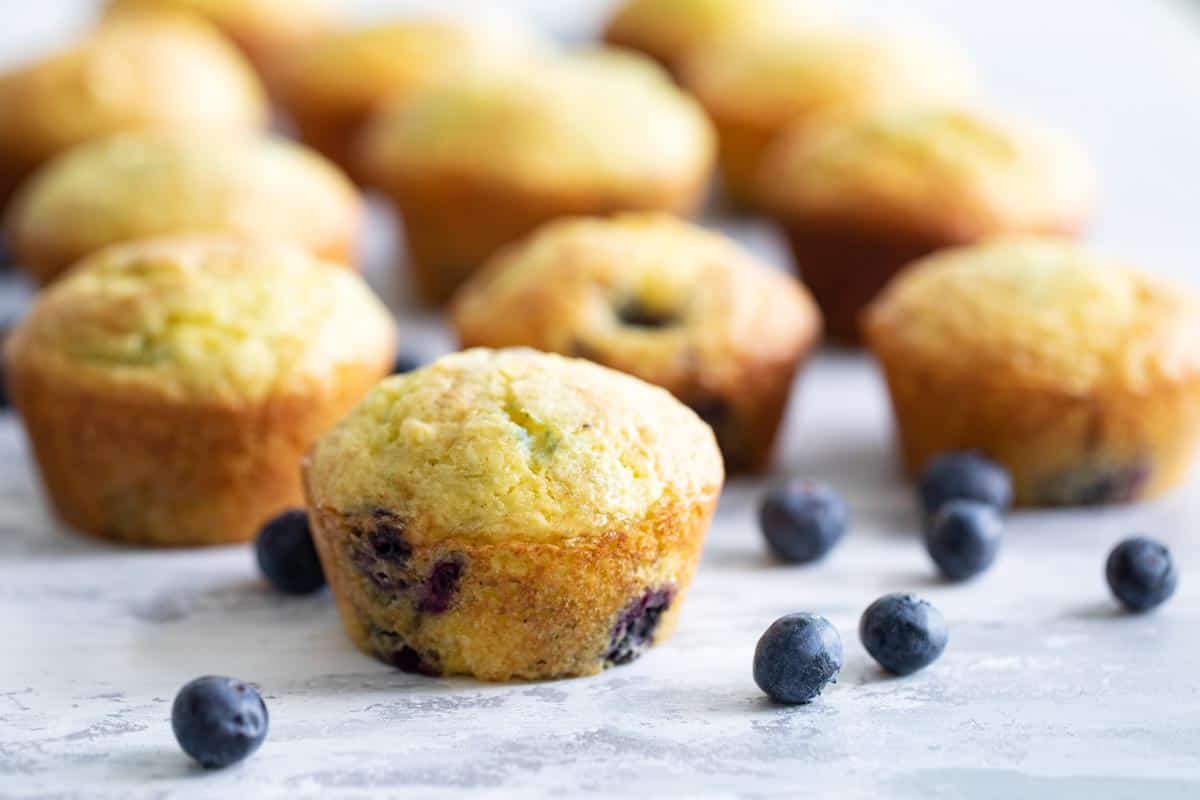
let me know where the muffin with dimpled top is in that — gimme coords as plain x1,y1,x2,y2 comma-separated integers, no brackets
303,348,724,681
6,236,396,546
864,238,1200,507
452,213,821,473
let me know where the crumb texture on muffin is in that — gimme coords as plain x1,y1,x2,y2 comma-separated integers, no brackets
306,348,724,543
6,132,362,281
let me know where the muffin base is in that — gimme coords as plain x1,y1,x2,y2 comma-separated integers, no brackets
9,358,390,546
871,351,1200,507
304,481,717,681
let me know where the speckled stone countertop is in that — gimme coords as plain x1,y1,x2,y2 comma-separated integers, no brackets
3,2,1200,799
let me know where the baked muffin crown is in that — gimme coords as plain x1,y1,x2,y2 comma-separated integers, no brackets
6,131,363,281
0,14,267,169
7,235,395,404
105,0,338,49
360,49,715,195
305,348,724,542
864,238,1200,396
763,107,1096,241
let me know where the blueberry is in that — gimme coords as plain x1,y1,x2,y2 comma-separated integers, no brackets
255,510,325,595
391,352,422,375
605,587,675,666
859,593,948,676
171,676,268,769
1106,537,1178,612
753,613,843,704
758,481,848,564
918,452,1012,516
924,500,1003,582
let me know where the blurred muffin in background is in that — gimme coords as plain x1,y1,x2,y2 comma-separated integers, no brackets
761,106,1096,342
6,131,363,284
864,239,1200,507
0,13,267,211
104,0,340,86
603,0,837,74
5,236,396,547
452,214,821,473
360,50,716,305
276,17,545,177
680,25,975,209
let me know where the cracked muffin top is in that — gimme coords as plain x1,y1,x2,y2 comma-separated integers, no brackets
452,214,820,384
359,49,715,195
305,348,724,542
6,236,395,404
863,239,1200,396
762,107,1096,241
6,131,362,283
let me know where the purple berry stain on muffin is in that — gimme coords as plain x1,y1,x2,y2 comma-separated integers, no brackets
350,511,413,592
418,558,464,613
370,627,441,676
615,297,679,329
605,586,675,666
1036,460,1152,506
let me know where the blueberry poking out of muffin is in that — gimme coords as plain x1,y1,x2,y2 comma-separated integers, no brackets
753,613,843,704
171,676,268,769
758,480,848,564
925,501,1003,582
859,594,948,676
1106,537,1178,613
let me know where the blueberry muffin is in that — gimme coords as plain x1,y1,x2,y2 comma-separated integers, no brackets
276,17,543,176
762,107,1096,342
864,238,1200,507
0,14,267,210
303,348,724,681
6,236,395,546
6,132,363,285
679,25,975,209
603,0,835,74
360,50,716,304
452,214,821,473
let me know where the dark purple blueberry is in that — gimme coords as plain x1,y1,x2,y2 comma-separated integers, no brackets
925,500,1003,582
171,676,268,769
255,510,325,595
367,524,412,566
1037,461,1152,507
759,480,848,564
859,593,948,676
918,452,1012,516
417,558,463,613
1106,537,1177,612
616,298,678,329
390,645,440,676
391,352,423,375
753,613,842,704
605,587,675,665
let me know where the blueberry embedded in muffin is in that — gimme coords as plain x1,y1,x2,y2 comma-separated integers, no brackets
451,214,819,472
303,348,724,681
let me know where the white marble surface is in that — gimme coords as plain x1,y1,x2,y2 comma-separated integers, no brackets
3,2,1200,799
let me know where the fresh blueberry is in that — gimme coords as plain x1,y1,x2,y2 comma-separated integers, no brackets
859,593,948,676
753,613,843,704
255,510,325,595
391,352,422,375
758,481,848,564
918,452,1012,516
171,676,268,769
1106,537,1178,612
925,500,1003,582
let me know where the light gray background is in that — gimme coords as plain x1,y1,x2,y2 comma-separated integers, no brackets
2,2,1200,798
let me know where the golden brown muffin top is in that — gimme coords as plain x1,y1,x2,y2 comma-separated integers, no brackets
360,49,715,195
604,0,836,67
761,106,1096,240
0,14,267,171
6,132,363,282
277,17,542,119
863,239,1200,396
305,348,724,542
452,214,820,386
6,236,395,404
680,24,974,132
105,0,338,50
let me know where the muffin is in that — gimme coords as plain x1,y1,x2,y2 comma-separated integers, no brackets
762,107,1096,342
603,0,835,74
863,238,1200,507
680,25,975,209
6,132,364,285
6,236,396,546
104,0,340,84
303,348,724,681
452,214,821,473
360,50,716,304
0,14,267,210
276,17,542,176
